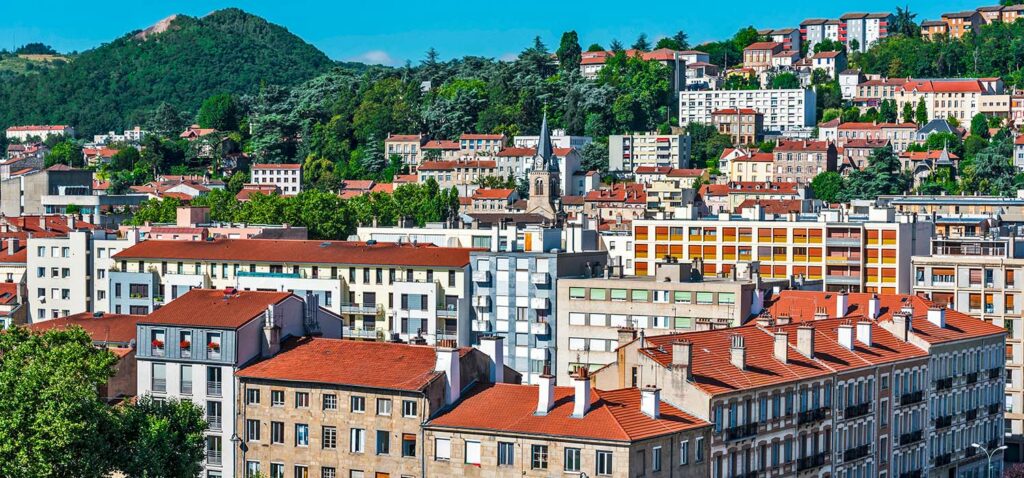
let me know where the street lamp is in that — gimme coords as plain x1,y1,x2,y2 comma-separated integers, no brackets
971,442,1007,478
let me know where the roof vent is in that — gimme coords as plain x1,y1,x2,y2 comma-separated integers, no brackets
93,311,104,318
365,239,377,246
320,241,332,247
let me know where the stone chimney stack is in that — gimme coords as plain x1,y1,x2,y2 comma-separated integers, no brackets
891,312,910,342
856,321,873,346
773,330,789,363
672,340,693,380
434,347,462,406
262,304,280,358
927,306,946,328
535,365,556,415
640,387,661,419
814,307,829,321
868,294,881,320
571,368,592,418
617,327,637,346
797,325,815,358
730,334,747,370
478,335,505,384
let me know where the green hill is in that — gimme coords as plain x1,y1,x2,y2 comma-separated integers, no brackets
0,8,334,136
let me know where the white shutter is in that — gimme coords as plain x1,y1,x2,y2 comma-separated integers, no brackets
435,438,451,460
465,441,481,464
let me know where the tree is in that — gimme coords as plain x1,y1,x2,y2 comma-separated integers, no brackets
227,171,248,193
810,171,845,203
770,72,801,89
45,140,83,168
14,42,58,55
879,99,898,123
892,6,920,37
111,397,208,478
196,93,240,131
655,31,690,51
914,97,929,124
147,102,191,136
970,113,990,139
109,147,141,171
841,107,861,123
586,43,604,52
632,34,651,52
902,101,915,123
579,138,609,172
609,39,624,52
843,147,912,199
673,30,690,50
0,326,118,477
557,31,583,73
961,135,1018,195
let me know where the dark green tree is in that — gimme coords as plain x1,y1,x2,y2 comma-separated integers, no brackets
892,6,920,37
196,93,240,131
843,147,912,199
914,97,929,124
632,34,651,51
44,140,83,168
770,72,801,89
111,396,207,478
879,99,898,123
970,113,990,138
586,43,604,52
557,31,583,73
902,101,915,123
810,171,845,203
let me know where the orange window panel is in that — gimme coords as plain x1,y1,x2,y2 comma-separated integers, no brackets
703,245,717,258
867,230,880,239
688,245,702,256
636,226,649,240
636,261,649,276
655,244,668,257
703,263,717,274
808,266,822,278
881,249,896,258
773,265,786,276
881,268,896,277
867,267,879,276
809,247,823,257
721,263,733,274
867,249,879,258
636,243,649,258
882,230,897,239
670,245,683,258
655,226,669,241
793,266,808,276
1007,294,1015,313
760,265,772,275
758,229,771,241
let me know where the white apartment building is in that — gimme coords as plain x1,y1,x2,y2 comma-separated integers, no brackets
250,163,302,195
1014,135,1024,171
800,19,842,52
135,289,342,478
90,126,146,146
514,129,592,150
27,229,132,321
607,133,692,173
679,89,817,133
841,13,894,53
5,125,75,141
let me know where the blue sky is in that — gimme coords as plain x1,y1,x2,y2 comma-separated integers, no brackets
1,0,983,65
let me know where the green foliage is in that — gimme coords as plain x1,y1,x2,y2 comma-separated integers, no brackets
841,107,861,123
686,122,732,172
960,134,1019,195
902,102,915,123
970,113,990,139
843,147,912,200
915,97,929,124
196,93,241,131
891,6,920,38
15,43,58,55
770,72,801,89
44,139,83,168
810,171,845,203
110,396,207,478
655,31,690,50
595,53,671,132
0,9,333,136
879,99,898,123
556,31,583,73
586,43,604,52
813,39,846,54
697,26,761,68
723,73,759,90
756,141,776,153
632,34,651,52
580,137,609,172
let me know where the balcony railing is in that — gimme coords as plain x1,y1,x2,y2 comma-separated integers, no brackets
207,416,222,431
206,450,222,466
797,452,827,471
843,444,870,462
990,367,1003,380
340,303,378,315
935,377,953,391
933,453,952,467
236,271,301,279
899,470,922,478
966,372,979,384
798,407,829,425
344,327,382,340
844,402,870,419
530,321,549,335
181,381,193,395
899,390,923,406
966,408,978,421
724,422,758,441
899,430,923,446
436,308,458,319
207,381,222,397
988,403,1001,415
152,378,166,393
933,415,953,429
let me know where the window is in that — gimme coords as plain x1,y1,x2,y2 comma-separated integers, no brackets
323,394,337,410
402,399,417,417
350,428,365,453
695,437,704,462
180,365,192,395
465,440,481,465
294,466,308,478
680,440,689,465
498,442,515,466
270,463,284,478
296,391,310,408
597,450,613,475
435,438,451,460
295,424,309,446
246,388,260,405
351,395,365,412
271,390,284,406
271,421,284,444
564,447,581,472
151,363,166,392
531,444,548,469
323,426,337,449
402,433,417,457
375,430,390,455
246,419,260,441
377,398,392,416
246,461,261,478
653,446,662,471
321,468,336,478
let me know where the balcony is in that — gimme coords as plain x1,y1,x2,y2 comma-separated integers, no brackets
798,407,829,425
472,296,490,308
899,430,923,446
207,381,222,397
472,270,491,283
340,303,378,315
988,403,1001,415
966,372,979,384
844,402,870,419
724,422,758,441
933,415,953,429
530,320,549,335
933,453,952,467
935,377,953,391
344,327,381,340
471,319,491,332
206,450,222,466
990,367,1003,380
437,308,458,319
797,452,827,471
437,329,458,342
843,444,870,462
530,273,549,285
899,470,922,478
826,275,862,285
899,390,923,406
529,297,549,310
967,408,979,421
207,415,222,432
236,271,300,279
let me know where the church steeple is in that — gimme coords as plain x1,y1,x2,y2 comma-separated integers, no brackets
526,113,560,221
535,112,557,172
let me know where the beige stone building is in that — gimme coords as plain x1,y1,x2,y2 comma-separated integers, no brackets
711,108,763,146
235,336,520,478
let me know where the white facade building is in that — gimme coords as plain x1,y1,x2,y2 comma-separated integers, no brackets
250,164,302,195
679,88,817,133
513,129,593,150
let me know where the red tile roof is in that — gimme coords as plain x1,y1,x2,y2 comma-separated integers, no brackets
253,163,301,170
635,166,673,175
733,152,774,162
340,180,375,191
764,291,1006,344
700,181,800,197
900,150,960,160
394,174,419,183
667,168,707,178
744,41,783,51
28,311,144,345
6,125,70,132
838,121,916,131
818,118,841,128
459,133,505,141
238,337,459,391
236,185,279,201
903,79,984,93
814,51,843,59
417,160,496,171
472,188,515,200
585,183,646,204
140,289,292,329
495,147,536,157
114,239,475,268
0,282,19,305
428,383,708,442
735,199,803,214
422,140,460,150
386,134,424,142
1015,135,1024,146
2,215,98,234
775,140,831,152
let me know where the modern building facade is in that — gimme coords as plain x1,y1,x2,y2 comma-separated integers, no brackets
679,89,817,134
250,163,302,195
608,133,692,174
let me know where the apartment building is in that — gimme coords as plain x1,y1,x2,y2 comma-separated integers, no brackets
135,289,343,478
421,140,460,160
800,19,842,52
556,260,797,383
355,223,576,255
921,20,950,38
424,377,711,478
761,28,801,52
772,140,838,185
0,166,92,217
743,42,784,73
853,77,909,109
235,336,518,478
5,124,74,141
836,122,918,153
711,108,764,146
416,159,497,197
384,133,426,170
608,133,692,174
250,163,302,195
593,290,1005,478
494,146,582,196
680,89,817,134
1015,135,1024,170
839,139,891,174
880,194,1024,218
895,79,1006,124
632,207,933,294
111,239,474,346
468,250,608,383
514,129,592,150
941,11,983,39
458,133,505,153
728,152,775,183
635,167,705,213
698,181,804,215
842,13,894,52
583,183,647,222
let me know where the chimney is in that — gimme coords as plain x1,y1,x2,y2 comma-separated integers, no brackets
434,347,462,406
536,365,556,415
755,314,774,328
730,334,747,370
891,312,910,342
797,325,815,358
478,335,504,383
640,387,661,419
856,321,873,347
6,237,17,255
672,340,693,380
617,327,637,346
868,294,880,320
67,215,75,231
813,307,828,321
572,367,592,417
775,314,791,326
262,304,280,358
837,323,855,350
773,331,789,363
927,306,946,328
836,291,849,317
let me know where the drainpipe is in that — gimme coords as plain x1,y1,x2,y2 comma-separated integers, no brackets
420,393,427,478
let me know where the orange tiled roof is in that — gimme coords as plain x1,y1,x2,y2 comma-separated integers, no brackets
900,150,960,160
114,239,475,268
700,181,800,197
733,152,774,162
667,168,706,178
428,383,708,441
585,183,646,204
1015,135,1024,146
775,140,831,152
735,199,803,214
386,134,424,142
0,282,19,305
28,311,144,345
139,289,292,329
903,79,984,93
459,133,505,141
5,125,70,132
422,140,460,150
417,160,496,171
472,188,515,200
